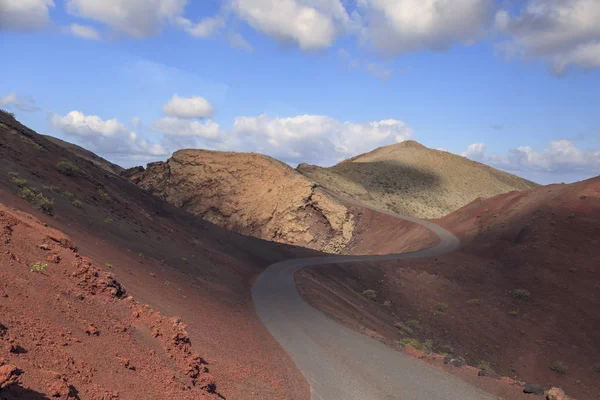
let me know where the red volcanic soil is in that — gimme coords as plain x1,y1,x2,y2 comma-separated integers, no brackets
0,112,318,399
0,111,445,398
298,177,600,400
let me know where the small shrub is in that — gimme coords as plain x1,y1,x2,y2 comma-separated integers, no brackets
20,186,36,202
477,361,491,371
437,343,454,355
383,300,392,307
405,319,421,331
181,257,187,263
8,172,18,177
549,361,568,374
568,214,576,219
592,363,600,373
36,193,53,215
29,261,47,273
71,199,82,208
138,252,143,258
394,322,414,335
164,281,170,287
399,338,422,349
11,177,28,187
21,136,43,150
97,189,110,202
0,109,15,119
511,289,531,300
63,191,74,200
103,217,113,224
433,303,448,313
56,161,79,176
43,185,60,192
507,309,519,317
466,298,481,306
105,263,113,269
580,195,587,199
361,289,377,300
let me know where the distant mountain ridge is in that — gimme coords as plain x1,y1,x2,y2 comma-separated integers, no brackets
298,140,538,219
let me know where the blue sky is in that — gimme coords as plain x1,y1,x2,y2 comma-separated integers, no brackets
1,0,600,184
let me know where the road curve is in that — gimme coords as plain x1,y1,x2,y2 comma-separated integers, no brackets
252,211,497,400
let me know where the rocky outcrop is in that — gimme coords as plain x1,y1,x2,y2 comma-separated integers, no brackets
125,150,355,253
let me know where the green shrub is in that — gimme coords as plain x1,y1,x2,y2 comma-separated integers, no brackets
436,343,454,355
0,109,15,119
21,136,43,150
477,361,491,371
549,361,568,374
580,195,587,199
11,177,28,187
361,289,377,300
36,193,53,215
8,172,18,177
71,199,82,208
399,338,432,352
103,217,113,224
43,185,60,192
97,189,110,202
394,322,414,335
105,263,113,269
20,186,36,202
383,300,392,307
164,281,170,287
56,161,79,176
433,303,448,313
507,309,519,317
466,298,481,306
511,289,531,300
405,319,421,331
29,261,47,273
63,191,74,200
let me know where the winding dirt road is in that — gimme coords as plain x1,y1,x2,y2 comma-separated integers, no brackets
252,213,498,400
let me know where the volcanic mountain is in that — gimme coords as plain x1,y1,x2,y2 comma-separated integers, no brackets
298,140,538,218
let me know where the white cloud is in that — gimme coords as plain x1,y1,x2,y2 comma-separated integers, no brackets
488,140,600,173
65,0,186,38
162,94,215,119
69,23,101,40
0,92,40,112
228,32,254,52
358,0,493,55
51,111,167,157
495,0,600,75
175,15,225,38
338,48,392,82
229,114,413,164
228,0,351,50
151,117,220,139
130,116,141,127
461,142,487,161
0,0,54,31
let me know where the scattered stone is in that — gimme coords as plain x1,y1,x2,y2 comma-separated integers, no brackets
49,378,71,398
149,273,156,278
47,253,61,264
118,357,136,371
0,364,22,389
39,243,51,250
546,387,567,400
524,383,545,395
85,323,99,336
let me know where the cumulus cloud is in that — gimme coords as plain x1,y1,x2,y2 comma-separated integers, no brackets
151,117,220,139
495,0,600,75
65,0,186,38
0,0,54,31
51,111,167,158
68,23,101,40
228,0,352,50
488,140,600,173
229,114,413,164
0,92,40,112
461,142,487,161
175,15,225,38
228,32,254,52
358,0,494,55
162,94,215,119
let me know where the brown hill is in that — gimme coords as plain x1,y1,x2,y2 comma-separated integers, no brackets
44,135,124,175
298,140,538,219
298,176,600,400
123,150,356,253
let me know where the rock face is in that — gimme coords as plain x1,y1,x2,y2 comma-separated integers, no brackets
124,150,355,253
298,140,538,219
